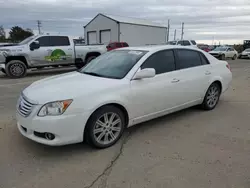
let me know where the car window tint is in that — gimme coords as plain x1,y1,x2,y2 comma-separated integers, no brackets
49,36,70,46
199,53,210,65
36,36,50,47
141,50,175,74
191,40,196,45
116,43,122,47
177,41,183,45
176,49,202,69
109,43,116,48
123,43,129,47
183,40,191,46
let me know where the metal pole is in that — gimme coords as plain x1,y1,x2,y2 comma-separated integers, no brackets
181,22,184,40
37,20,42,34
174,29,176,41
167,19,170,42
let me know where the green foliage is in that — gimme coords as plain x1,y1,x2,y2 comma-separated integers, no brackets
0,25,6,42
9,26,33,42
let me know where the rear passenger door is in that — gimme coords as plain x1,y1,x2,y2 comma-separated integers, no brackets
47,36,74,65
173,49,212,105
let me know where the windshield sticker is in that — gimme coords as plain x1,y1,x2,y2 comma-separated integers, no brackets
128,51,143,55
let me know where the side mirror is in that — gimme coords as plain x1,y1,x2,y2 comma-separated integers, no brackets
30,41,40,51
133,68,156,80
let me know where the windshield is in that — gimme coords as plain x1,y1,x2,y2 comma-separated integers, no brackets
213,47,227,51
80,50,148,79
18,36,36,45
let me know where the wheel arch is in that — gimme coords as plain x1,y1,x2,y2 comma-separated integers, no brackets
5,56,29,68
85,52,101,61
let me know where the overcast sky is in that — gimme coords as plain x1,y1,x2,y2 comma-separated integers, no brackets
1,0,250,44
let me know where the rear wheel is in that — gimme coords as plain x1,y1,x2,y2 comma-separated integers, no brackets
5,60,27,78
85,106,125,149
202,82,221,110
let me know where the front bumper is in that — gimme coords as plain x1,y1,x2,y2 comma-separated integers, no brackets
0,63,5,71
16,108,91,146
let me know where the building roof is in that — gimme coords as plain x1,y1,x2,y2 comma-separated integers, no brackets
84,13,167,28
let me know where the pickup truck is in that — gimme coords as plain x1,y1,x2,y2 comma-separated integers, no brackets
0,35,107,78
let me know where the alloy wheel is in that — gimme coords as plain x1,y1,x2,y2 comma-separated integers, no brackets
206,85,220,108
93,112,122,145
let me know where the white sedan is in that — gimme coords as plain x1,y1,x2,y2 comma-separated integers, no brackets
209,46,238,60
16,45,232,148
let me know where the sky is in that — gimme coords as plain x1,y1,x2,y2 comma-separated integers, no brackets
1,0,250,44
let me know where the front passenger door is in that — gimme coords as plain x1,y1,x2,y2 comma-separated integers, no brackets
129,50,180,121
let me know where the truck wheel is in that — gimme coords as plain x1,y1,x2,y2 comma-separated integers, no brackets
86,56,97,64
5,60,27,78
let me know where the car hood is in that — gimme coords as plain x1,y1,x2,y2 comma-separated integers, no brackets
23,71,122,104
242,51,250,55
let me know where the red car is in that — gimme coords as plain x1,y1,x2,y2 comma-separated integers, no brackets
106,42,129,51
197,44,211,52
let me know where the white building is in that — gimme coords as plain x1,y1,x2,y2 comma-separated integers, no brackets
84,13,168,46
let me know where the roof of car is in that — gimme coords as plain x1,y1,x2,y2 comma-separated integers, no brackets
116,45,201,52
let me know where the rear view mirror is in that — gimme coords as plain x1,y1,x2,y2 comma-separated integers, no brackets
133,68,156,80
30,41,40,51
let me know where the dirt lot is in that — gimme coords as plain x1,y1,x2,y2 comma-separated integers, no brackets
0,60,250,188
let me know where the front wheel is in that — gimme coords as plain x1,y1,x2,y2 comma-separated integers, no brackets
220,54,226,60
232,54,237,60
202,82,221,110
5,60,27,78
85,106,125,149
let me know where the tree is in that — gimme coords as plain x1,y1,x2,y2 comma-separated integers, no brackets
0,25,5,42
9,26,33,42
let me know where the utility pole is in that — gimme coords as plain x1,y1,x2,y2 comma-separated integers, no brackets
181,22,184,40
37,20,42,34
167,19,170,42
174,29,176,41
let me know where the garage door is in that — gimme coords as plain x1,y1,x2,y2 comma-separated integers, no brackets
100,30,111,44
87,31,97,44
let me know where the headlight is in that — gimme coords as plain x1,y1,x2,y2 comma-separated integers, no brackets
38,99,73,117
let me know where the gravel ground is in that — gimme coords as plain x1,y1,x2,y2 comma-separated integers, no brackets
0,60,250,188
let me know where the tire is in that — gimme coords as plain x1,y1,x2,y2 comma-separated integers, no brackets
220,54,226,60
5,60,27,78
86,56,97,64
201,82,221,110
232,55,237,60
85,105,125,149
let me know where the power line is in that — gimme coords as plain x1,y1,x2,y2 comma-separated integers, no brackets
37,20,42,34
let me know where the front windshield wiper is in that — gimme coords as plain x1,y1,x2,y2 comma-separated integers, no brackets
82,71,104,77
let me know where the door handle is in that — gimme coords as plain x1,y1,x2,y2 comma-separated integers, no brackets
205,71,211,75
47,49,52,52
68,48,72,50
171,78,180,83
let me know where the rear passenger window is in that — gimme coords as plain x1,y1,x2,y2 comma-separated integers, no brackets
116,43,122,47
49,36,70,46
183,40,191,46
191,40,196,45
141,50,175,75
199,53,210,65
123,43,129,47
176,49,202,69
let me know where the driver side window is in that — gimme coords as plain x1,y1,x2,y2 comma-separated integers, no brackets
36,36,50,47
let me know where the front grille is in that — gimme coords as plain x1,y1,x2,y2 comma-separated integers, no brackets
17,95,35,117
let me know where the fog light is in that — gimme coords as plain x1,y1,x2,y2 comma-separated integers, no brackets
45,133,55,140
